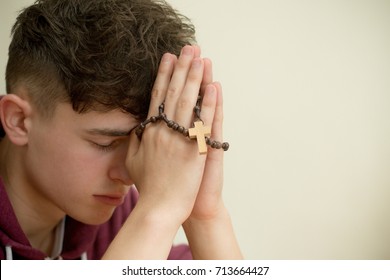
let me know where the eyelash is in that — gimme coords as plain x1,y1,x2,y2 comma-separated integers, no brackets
93,141,117,152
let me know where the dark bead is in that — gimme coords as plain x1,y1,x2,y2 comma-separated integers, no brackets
211,141,218,148
215,142,222,149
205,138,212,145
151,116,157,123
135,128,143,138
160,113,167,122
178,126,185,133
172,123,179,130
183,129,189,136
193,106,201,118
159,104,164,113
222,142,229,151
167,120,174,128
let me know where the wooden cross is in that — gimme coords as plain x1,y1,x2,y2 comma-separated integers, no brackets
189,121,211,154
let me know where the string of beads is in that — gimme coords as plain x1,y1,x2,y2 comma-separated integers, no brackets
135,97,229,152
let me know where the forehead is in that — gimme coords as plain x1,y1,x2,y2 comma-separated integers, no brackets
52,102,139,131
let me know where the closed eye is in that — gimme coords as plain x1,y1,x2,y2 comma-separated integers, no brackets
91,141,119,152
85,126,137,152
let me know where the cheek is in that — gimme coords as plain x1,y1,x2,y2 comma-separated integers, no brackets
25,129,109,198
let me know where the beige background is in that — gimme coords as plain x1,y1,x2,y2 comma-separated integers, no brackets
1,0,389,259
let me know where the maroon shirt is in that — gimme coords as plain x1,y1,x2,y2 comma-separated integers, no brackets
0,179,191,260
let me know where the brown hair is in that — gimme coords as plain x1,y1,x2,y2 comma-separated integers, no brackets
6,0,196,120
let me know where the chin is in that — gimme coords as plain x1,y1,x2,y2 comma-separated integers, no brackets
73,208,116,226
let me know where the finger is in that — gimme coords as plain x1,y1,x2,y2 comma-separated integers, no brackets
147,53,176,117
198,83,217,137
163,45,195,118
210,82,223,142
174,58,204,127
200,58,213,95
193,45,201,58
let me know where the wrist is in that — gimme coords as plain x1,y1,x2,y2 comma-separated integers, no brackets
183,206,243,260
102,200,183,259
135,193,192,226
184,203,230,229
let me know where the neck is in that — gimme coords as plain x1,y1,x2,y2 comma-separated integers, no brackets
0,138,65,255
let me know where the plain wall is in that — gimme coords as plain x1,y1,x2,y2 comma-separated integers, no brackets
1,0,389,259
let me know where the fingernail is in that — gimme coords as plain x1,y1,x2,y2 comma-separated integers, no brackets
206,84,216,94
181,46,193,56
161,53,171,63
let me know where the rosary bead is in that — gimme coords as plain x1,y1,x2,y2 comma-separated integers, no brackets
167,120,174,128
222,142,229,151
160,113,167,121
133,99,229,152
177,126,185,133
158,104,164,114
135,127,143,138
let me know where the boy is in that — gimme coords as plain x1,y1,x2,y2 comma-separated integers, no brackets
0,0,242,259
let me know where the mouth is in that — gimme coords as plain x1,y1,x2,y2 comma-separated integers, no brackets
93,194,126,206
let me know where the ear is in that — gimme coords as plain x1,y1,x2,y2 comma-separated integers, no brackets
0,94,33,146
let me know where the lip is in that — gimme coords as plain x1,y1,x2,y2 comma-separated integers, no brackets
93,194,125,206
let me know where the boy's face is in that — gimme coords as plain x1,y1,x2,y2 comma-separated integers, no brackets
24,102,138,225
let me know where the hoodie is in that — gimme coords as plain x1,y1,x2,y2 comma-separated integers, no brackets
0,177,192,260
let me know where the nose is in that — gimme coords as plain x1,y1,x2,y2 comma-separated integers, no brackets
108,145,134,186
108,163,134,186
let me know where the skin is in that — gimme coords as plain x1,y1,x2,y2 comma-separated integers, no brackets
0,94,138,254
0,45,243,259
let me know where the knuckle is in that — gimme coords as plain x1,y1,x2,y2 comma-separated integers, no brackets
166,86,178,99
151,88,161,100
177,98,192,110
187,71,201,83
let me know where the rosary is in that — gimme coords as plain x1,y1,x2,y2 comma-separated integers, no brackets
135,97,229,154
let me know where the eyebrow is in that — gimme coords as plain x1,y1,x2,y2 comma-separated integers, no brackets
85,128,134,137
